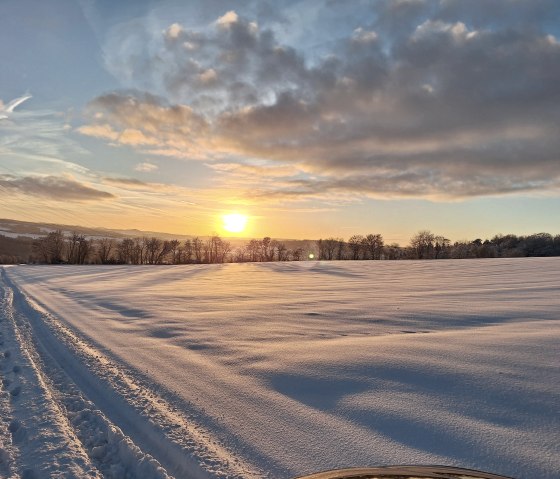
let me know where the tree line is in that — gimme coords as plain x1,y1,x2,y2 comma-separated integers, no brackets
21,231,308,265
324,231,560,260
0,229,558,265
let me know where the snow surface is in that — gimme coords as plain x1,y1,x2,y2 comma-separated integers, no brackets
1,258,559,478
0,230,43,239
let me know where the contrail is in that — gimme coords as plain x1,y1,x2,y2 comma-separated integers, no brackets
0,94,32,119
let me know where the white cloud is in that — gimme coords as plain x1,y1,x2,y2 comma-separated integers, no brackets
165,23,183,39
216,11,238,27
183,41,198,50
412,20,476,43
135,162,159,172
352,28,378,43
198,68,217,84
546,34,559,46
77,123,118,141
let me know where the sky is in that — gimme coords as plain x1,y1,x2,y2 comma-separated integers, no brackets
1,0,559,244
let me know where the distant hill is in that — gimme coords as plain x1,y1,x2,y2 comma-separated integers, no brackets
0,218,311,249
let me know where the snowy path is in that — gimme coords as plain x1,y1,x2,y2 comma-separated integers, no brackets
1,259,559,478
1,269,209,479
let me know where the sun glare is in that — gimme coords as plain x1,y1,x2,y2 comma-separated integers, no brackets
222,213,248,233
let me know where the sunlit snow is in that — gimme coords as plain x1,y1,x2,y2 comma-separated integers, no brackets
1,258,559,478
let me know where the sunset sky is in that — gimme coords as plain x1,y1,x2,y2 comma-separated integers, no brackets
1,0,559,244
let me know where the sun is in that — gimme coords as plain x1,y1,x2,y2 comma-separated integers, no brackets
222,213,248,234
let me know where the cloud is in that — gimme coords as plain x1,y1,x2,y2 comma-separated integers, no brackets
216,10,239,26
0,98,92,175
135,162,158,172
76,123,119,141
243,171,560,204
79,91,212,160
81,2,560,202
165,22,183,39
101,177,182,192
208,162,301,178
0,175,115,201
102,177,148,187
352,28,378,44
198,68,218,84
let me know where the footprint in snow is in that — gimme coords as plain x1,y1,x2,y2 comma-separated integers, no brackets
10,385,21,397
22,469,37,479
9,419,28,444
8,419,20,433
12,365,21,373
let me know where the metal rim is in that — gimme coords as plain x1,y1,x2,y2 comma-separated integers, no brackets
294,465,515,479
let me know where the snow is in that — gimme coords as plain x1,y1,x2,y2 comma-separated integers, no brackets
0,230,43,239
1,258,559,478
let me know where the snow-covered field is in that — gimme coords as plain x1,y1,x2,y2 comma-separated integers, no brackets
0,258,558,479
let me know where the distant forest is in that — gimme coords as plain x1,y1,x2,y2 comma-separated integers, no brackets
1,230,560,265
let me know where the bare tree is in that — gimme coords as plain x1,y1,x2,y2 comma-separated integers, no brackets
182,239,193,264
33,230,66,264
291,247,304,261
336,239,346,260
219,240,232,263
261,237,273,261
144,237,173,264
97,238,115,264
410,230,435,259
67,232,80,264
77,236,91,264
348,235,365,260
246,239,261,262
32,237,50,263
434,235,451,259
168,239,181,264
192,237,203,263
50,230,66,263
117,238,134,264
66,233,90,264
145,237,162,264
363,234,384,260
233,247,247,262
204,235,230,263
316,239,326,260
131,238,147,264
321,238,340,260
383,243,402,260
276,242,288,261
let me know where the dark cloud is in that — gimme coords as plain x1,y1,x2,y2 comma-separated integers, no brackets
81,1,560,201
0,175,115,201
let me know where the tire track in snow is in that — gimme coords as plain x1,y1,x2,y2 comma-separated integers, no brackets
0,270,100,478
2,268,253,479
1,269,178,478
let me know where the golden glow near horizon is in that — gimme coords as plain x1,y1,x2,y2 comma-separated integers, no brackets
222,213,248,234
